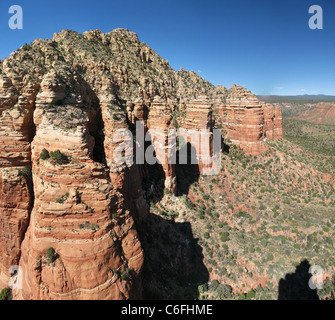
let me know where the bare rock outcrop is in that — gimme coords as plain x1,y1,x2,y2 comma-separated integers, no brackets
214,85,283,155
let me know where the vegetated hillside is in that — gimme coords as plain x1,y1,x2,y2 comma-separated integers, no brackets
283,119,335,168
143,137,335,300
289,103,335,125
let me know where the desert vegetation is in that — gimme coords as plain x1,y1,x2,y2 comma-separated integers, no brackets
146,129,335,299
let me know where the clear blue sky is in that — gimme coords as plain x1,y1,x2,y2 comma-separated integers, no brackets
0,0,334,95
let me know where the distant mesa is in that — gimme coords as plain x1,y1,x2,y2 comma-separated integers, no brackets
290,102,335,125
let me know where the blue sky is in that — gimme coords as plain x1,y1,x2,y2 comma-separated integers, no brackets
0,0,334,95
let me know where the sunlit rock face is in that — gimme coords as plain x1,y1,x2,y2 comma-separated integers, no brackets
0,28,282,299
213,85,283,155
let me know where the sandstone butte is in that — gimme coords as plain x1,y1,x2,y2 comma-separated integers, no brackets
0,28,282,300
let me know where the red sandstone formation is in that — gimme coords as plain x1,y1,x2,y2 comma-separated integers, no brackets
213,85,283,155
180,94,219,174
0,73,34,288
147,96,177,193
0,28,283,299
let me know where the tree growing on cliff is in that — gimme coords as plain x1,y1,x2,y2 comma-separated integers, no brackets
0,288,12,300
49,150,69,165
18,165,31,177
46,247,57,264
40,148,50,160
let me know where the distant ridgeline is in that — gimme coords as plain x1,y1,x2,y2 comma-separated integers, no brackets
257,95,335,104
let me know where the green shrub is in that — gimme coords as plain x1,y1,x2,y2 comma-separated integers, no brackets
203,194,210,201
246,290,255,299
49,150,69,165
216,284,233,299
47,247,56,263
18,165,31,177
121,268,131,281
317,277,334,299
220,231,229,242
40,148,50,160
0,288,12,300
44,102,55,109
56,192,69,204
163,187,171,195
22,44,30,51
238,294,246,300
259,203,266,210
211,280,219,290
79,221,99,231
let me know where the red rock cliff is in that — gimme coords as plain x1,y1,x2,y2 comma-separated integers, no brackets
0,29,283,299
213,85,283,155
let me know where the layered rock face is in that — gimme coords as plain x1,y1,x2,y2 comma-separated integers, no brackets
17,73,144,299
0,46,145,299
0,28,282,299
0,168,31,287
180,94,219,174
263,103,283,140
147,96,177,193
213,85,283,155
0,74,34,288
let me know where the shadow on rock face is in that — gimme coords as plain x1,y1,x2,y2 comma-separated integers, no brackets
139,142,206,299
140,213,209,300
278,259,319,300
141,161,166,204
142,141,201,202
175,142,200,196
